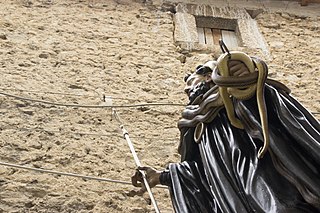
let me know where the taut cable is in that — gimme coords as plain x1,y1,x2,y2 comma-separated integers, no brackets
0,91,184,108
0,161,132,185
0,161,167,189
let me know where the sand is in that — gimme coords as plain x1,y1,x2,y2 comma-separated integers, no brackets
0,0,319,212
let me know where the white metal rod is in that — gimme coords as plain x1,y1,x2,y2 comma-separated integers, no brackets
113,109,160,213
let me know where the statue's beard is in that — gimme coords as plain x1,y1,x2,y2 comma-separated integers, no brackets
188,81,211,105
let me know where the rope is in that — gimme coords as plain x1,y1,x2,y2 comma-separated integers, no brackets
0,91,185,108
0,161,167,189
1,127,178,141
0,87,139,101
0,87,98,98
0,90,318,116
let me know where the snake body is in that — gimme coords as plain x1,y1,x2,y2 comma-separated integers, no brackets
212,51,269,159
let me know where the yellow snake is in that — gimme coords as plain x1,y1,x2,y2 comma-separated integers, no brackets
212,51,269,159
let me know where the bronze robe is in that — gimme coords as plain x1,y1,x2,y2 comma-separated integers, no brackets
165,84,320,213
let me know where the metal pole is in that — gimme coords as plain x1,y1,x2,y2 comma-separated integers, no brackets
112,109,160,213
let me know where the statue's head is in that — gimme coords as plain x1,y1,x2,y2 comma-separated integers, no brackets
184,61,217,104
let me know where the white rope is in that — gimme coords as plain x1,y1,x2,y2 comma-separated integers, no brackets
0,87,145,101
0,161,167,189
0,161,130,183
1,90,318,115
2,127,178,141
0,87,98,98
0,91,185,108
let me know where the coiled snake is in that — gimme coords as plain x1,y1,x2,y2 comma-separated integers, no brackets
212,51,269,159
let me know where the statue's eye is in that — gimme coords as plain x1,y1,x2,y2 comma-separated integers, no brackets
184,73,191,82
202,66,212,74
195,65,203,74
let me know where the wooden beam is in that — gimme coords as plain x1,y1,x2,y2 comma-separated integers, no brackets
221,30,238,50
212,29,221,45
197,27,205,45
301,0,308,6
204,28,214,46
301,0,320,6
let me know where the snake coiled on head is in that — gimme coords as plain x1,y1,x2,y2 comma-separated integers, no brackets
212,51,269,159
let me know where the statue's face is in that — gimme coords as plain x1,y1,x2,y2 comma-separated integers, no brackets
184,73,207,96
184,72,212,104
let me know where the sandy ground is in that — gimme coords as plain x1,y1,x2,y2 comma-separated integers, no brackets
0,0,319,212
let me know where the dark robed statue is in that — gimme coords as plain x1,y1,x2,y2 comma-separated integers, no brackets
131,51,320,213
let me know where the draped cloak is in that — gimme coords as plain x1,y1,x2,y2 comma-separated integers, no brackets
165,84,320,213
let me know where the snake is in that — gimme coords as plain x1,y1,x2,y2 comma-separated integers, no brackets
212,51,269,159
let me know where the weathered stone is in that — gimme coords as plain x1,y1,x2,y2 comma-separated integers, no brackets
0,34,7,40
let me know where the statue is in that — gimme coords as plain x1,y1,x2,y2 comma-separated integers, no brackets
131,50,320,212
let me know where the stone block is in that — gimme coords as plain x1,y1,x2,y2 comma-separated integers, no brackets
228,0,263,10
237,19,268,52
174,12,198,43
